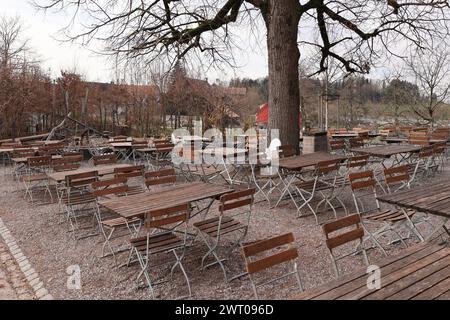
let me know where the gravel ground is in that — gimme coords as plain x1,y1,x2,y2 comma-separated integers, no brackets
0,162,448,300
0,239,35,300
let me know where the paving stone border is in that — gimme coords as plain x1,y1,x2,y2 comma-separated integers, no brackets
0,217,53,300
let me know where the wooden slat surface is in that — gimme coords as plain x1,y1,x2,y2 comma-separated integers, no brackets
378,181,450,218
198,147,248,157
47,164,133,182
350,145,421,158
11,155,62,164
294,243,450,300
98,182,233,219
278,152,346,171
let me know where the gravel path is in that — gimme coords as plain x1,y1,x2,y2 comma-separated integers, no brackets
0,162,448,300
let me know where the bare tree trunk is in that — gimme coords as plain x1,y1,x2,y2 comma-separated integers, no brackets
64,90,69,115
265,0,301,153
81,87,89,123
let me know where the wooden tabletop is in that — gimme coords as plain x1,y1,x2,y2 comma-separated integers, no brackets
332,133,359,138
382,137,407,144
278,152,346,171
111,142,132,148
47,163,133,182
11,155,62,164
176,135,211,142
350,145,421,158
378,180,450,218
98,182,233,219
198,147,248,157
294,243,450,300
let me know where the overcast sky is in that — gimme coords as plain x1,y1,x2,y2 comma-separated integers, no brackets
1,0,270,83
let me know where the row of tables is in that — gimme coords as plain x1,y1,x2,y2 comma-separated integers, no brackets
7,141,450,299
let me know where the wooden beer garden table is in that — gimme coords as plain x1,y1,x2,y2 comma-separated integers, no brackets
11,154,62,164
275,152,347,208
350,145,421,169
98,182,233,227
47,163,133,183
377,180,450,238
197,148,248,185
294,242,450,300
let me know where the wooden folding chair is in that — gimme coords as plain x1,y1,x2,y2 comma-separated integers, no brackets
349,170,423,255
92,177,141,264
63,171,99,239
51,155,84,205
193,188,255,282
410,146,434,182
278,145,297,158
329,140,346,155
52,155,83,172
22,155,53,203
383,165,411,193
130,203,191,299
114,165,145,194
93,153,117,166
292,158,344,224
148,143,174,170
12,148,35,180
129,140,149,164
348,137,364,151
242,233,303,298
323,214,369,277
144,168,177,190
431,141,446,173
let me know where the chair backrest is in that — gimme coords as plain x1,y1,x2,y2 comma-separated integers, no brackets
348,170,376,191
155,142,174,150
329,140,346,152
358,131,369,140
114,165,145,179
13,148,35,158
383,165,410,192
242,233,298,275
144,203,190,230
39,142,66,155
278,145,296,158
322,214,364,252
27,155,52,169
408,134,430,146
315,158,341,176
432,141,446,155
62,151,83,158
66,170,98,189
52,155,83,172
346,155,369,169
91,177,128,198
93,153,116,166
348,170,379,214
219,188,255,214
131,140,148,149
112,136,129,142
418,145,434,159
431,131,449,141
349,137,364,148
144,168,176,188
1,142,22,149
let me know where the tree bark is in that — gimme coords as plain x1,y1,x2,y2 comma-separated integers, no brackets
265,0,301,153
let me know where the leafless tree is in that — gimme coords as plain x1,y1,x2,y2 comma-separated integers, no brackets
34,0,450,151
405,44,450,128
